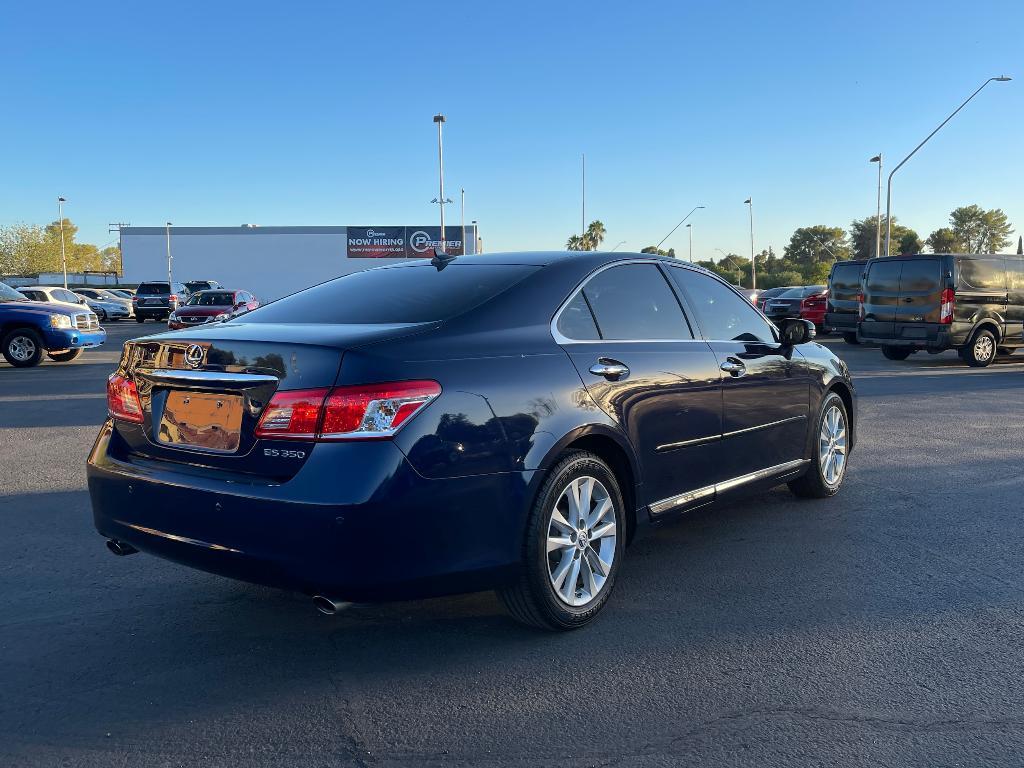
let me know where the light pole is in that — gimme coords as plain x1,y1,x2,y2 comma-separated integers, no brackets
460,187,466,255
57,197,68,288
885,76,1011,256
686,223,693,263
581,153,586,244
655,205,705,252
744,198,756,289
471,220,479,254
869,154,883,258
165,222,173,288
431,114,451,250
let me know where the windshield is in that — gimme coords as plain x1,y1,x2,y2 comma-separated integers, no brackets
0,282,27,302
246,264,540,324
778,286,826,298
187,292,235,306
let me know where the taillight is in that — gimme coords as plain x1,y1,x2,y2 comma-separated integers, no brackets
131,296,138,303
254,381,441,441
857,293,865,320
254,388,329,439
107,373,143,423
940,287,954,324
168,294,178,304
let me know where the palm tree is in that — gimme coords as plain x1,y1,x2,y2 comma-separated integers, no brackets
585,220,606,251
566,234,586,251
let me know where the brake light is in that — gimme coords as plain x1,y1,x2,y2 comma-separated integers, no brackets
107,373,143,423
131,296,138,303
254,388,329,439
940,287,954,324
168,294,178,304
857,293,865,320
254,381,441,441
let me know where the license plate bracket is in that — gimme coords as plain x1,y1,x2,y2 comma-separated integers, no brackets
157,391,243,452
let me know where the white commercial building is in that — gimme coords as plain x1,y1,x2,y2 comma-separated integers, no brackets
120,224,480,301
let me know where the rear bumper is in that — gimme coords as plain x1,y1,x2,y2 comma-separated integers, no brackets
87,421,534,601
824,313,857,333
857,322,956,349
43,327,106,350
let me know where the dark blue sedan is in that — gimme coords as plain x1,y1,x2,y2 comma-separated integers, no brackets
88,252,856,630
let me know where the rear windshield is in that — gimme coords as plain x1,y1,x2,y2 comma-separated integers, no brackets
187,292,235,306
899,259,941,291
830,263,863,290
866,261,901,292
245,264,540,324
137,282,170,294
778,286,825,298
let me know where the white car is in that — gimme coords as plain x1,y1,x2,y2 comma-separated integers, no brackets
17,286,128,322
75,288,134,319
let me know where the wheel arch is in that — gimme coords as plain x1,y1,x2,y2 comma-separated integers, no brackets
823,380,856,451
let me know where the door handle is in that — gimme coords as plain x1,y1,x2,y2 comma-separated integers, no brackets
720,359,746,378
589,359,630,380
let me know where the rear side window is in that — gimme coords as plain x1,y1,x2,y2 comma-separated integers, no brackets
866,261,901,292
246,264,539,324
1007,260,1024,291
556,292,600,340
579,264,692,340
137,282,170,294
959,258,1005,291
668,267,776,343
830,264,862,290
899,259,941,292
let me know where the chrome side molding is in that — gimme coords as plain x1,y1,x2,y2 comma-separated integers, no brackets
649,458,810,517
142,369,279,387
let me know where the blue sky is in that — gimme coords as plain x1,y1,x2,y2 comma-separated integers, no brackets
2,0,1021,259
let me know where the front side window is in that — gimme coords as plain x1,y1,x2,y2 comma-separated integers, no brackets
56,289,80,304
578,264,692,340
668,267,776,343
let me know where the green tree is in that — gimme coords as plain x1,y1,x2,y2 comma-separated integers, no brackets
949,204,1013,253
898,231,923,256
926,227,961,253
850,215,921,259
784,226,851,270
640,246,676,258
760,270,803,290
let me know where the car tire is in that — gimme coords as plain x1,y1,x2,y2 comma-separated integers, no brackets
788,391,849,499
498,450,625,631
960,329,997,368
47,348,84,363
842,332,859,345
135,316,145,323
96,308,107,321
881,345,912,361
1,327,45,368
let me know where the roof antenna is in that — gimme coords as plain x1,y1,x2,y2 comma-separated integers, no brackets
430,247,456,270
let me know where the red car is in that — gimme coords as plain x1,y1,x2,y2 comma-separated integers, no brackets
167,289,260,330
762,285,828,330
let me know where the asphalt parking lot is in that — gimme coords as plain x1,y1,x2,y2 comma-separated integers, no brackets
3,322,1024,767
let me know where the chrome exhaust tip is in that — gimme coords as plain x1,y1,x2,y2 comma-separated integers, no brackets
106,539,138,557
312,595,350,615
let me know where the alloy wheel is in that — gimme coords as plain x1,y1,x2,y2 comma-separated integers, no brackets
546,475,617,607
818,404,847,486
974,335,994,362
8,335,37,362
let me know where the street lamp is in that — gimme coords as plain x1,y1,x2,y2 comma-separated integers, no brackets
686,223,693,263
610,240,627,251
744,198,756,289
869,155,882,258
165,222,173,288
57,197,68,288
471,219,479,254
655,205,705,251
431,114,451,250
884,76,1011,257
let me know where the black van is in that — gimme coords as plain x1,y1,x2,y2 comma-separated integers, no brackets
824,259,867,344
858,253,1024,366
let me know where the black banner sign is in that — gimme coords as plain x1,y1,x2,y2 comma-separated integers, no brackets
347,226,470,258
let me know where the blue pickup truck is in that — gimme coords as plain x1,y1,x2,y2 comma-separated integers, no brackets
0,280,106,367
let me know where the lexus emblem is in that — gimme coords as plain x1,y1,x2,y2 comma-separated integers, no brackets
184,344,205,369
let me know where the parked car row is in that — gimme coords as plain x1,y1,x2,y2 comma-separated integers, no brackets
824,252,1024,367
18,286,133,322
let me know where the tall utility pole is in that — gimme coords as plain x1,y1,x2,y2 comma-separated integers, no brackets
581,153,586,248
869,155,883,257
686,223,693,263
460,188,466,255
109,222,130,279
744,198,757,290
885,75,1011,257
165,222,173,287
58,197,68,288
431,114,451,249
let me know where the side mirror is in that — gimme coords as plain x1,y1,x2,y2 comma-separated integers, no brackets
779,317,816,346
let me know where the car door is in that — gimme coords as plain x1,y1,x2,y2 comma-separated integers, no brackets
553,262,723,515
666,266,811,484
1005,259,1024,345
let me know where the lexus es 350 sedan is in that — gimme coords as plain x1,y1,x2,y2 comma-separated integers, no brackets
88,252,856,630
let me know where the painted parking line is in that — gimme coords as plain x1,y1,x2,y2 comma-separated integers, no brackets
0,393,107,403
